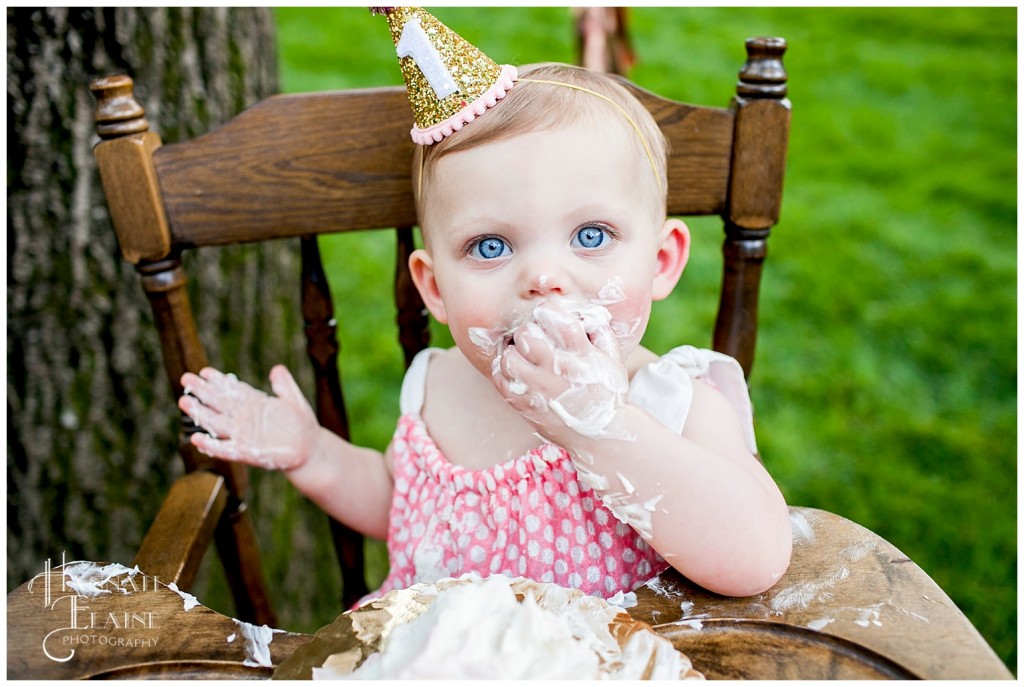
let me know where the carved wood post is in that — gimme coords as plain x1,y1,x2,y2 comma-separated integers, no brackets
90,75,276,626
715,37,790,379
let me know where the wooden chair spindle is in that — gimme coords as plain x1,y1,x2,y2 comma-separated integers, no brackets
299,235,369,608
394,226,431,367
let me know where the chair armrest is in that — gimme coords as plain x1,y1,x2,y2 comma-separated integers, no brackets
631,507,1012,679
133,470,227,589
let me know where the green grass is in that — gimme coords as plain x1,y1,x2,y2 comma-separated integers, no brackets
273,7,1016,671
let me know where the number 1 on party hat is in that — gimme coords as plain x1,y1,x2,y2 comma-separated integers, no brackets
374,7,518,144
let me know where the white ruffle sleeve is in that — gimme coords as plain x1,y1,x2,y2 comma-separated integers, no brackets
399,348,441,416
628,345,758,454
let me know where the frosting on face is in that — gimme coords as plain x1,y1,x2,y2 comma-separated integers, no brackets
468,278,641,441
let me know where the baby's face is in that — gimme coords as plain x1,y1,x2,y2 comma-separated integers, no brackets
419,120,667,379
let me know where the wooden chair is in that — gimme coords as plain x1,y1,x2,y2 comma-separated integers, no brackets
47,35,1006,679
86,36,787,627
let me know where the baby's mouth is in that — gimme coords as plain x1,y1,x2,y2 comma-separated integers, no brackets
504,310,601,348
470,299,617,357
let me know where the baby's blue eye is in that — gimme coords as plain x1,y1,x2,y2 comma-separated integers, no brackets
573,225,607,249
471,237,511,259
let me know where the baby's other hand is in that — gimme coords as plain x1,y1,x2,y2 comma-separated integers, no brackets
494,300,628,441
177,365,320,471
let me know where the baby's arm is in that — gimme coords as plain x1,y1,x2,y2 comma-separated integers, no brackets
494,304,791,597
178,366,392,540
568,386,791,597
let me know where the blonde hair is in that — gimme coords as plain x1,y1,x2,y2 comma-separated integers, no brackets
415,63,668,221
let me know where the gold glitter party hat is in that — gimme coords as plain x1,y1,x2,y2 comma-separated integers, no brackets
375,7,518,144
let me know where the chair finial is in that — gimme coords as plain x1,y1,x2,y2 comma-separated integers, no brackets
737,37,788,99
89,74,150,139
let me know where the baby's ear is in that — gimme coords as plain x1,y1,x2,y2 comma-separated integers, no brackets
408,249,449,324
652,218,690,301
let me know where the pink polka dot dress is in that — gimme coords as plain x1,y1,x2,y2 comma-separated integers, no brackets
364,346,757,604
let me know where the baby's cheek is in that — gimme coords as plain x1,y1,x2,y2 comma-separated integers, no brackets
606,303,647,350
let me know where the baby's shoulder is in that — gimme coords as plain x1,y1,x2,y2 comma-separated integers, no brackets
424,346,469,377
417,347,543,468
418,347,499,414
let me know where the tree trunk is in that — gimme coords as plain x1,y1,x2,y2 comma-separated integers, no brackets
7,7,342,631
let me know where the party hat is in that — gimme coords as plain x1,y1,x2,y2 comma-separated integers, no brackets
375,7,518,144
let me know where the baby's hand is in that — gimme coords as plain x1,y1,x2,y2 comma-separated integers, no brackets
177,365,320,471
493,301,629,442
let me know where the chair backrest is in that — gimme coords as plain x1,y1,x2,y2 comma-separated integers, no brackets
89,36,789,626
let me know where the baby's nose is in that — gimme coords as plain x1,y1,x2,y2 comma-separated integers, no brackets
534,272,559,293
525,270,565,298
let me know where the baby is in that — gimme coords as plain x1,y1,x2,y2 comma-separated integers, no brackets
178,9,791,604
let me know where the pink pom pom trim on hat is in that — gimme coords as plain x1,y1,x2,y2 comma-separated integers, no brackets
411,64,518,145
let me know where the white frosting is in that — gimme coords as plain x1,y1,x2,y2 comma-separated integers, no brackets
598,490,664,540
61,562,141,597
339,576,596,679
524,298,632,440
318,575,697,680
232,618,284,668
167,581,201,610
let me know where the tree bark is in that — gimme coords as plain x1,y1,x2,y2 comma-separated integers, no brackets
8,7,341,631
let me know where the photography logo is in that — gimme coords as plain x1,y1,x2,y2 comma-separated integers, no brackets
26,554,162,663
